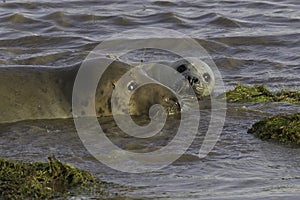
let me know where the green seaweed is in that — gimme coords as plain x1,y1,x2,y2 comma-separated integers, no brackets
221,83,300,103
274,89,300,104
0,155,108,199
220,84,300,145
248,113,300,145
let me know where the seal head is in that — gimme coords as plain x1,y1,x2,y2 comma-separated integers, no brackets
171,58,215,98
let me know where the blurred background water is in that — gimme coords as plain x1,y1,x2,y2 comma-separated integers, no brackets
0,0,300,199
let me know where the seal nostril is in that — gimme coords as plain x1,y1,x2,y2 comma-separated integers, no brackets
193,78,199,84
203,73,211,83
127,81,138,91
177,64,187,73
187,76,192,84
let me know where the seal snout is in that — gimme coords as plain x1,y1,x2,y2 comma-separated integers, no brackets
171,58,215,98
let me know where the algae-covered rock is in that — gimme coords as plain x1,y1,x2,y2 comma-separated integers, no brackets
222,83,300,103
218,84,300,145
248,113,300,145
0,155,108,199
275,89,300,104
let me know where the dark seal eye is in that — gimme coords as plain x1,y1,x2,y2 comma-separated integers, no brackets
176,64,187,73
127,81,138,91
203,73,211,83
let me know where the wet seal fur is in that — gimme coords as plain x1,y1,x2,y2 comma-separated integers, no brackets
0,58,215,123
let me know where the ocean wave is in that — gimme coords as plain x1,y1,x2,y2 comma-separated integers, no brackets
212,33,300,46
0,35,92,48
5,13,39,23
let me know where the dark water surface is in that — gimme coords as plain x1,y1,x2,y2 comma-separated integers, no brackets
0,0,300,199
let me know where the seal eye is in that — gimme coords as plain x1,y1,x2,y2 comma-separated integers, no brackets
127,81,138,91
176,64,187,73
203,73,211,83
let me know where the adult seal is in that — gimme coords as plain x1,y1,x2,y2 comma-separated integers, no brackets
0,58,214,123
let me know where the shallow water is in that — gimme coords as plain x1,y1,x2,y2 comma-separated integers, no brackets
0,0,300,199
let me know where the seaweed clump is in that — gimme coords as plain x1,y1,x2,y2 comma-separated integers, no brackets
248,113,300,145
220,84,300,145
0,155,108,199
222,83,300,103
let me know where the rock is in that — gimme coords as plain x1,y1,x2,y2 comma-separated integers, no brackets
221,83,300,103
0,155,109,199
248,113,300,145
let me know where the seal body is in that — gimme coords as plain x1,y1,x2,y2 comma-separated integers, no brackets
0,66,76,123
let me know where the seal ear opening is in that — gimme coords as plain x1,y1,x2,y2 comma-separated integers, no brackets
176,64,187,73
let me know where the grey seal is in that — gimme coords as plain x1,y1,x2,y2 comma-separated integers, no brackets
0,58,214,123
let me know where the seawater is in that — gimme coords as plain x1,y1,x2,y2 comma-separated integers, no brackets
0,0,300,199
